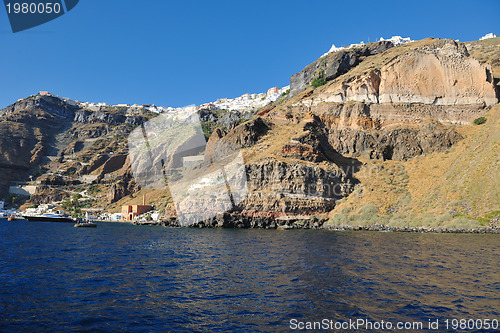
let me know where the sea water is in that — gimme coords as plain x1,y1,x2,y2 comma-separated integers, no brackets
0,219,498,332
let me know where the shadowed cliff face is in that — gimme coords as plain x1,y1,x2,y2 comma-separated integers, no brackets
0,96,78,192
466,37,500,100
289,41,395,97
0,95,149,199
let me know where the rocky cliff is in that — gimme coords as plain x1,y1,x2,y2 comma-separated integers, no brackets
276,38,498,164
209,37,499,227
1,37,499,229
0,95,77,193
293,39,497,120
289,40,395,96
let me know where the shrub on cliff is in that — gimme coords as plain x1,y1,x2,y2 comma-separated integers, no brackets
444,216,482,229
472,116,487,125
311,78,326,87
330,205,381,227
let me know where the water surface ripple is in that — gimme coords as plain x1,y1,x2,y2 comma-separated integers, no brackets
0,220,498,332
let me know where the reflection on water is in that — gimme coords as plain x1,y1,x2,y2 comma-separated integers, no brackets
0,220,498,332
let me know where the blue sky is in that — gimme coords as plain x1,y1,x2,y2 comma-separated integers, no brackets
0,0,498,109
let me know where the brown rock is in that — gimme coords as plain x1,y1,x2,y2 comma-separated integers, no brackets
297,39,498,117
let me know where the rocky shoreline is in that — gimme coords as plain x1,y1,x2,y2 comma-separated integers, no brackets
323,225,500,234
131,214,500,234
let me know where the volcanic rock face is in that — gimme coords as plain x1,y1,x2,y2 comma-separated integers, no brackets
221,38,498,221
74,110,144,126
0,96,77,193
0,95,76,119
283,39,497,163
107,168,138,203
77,154,109,176
326,122,462,161
240,158,355,217
29,188,69,205
298,39,498,109
197,37,500,221
290,41,394,96
204,117,270,162
1,37,498,225
204,128,228,163
280,143,326,162
377,40,497,106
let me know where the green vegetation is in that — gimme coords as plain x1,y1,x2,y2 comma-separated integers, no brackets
201,121,217,140
477,217,490,225
169,170,182,182
88,184,99,195
328,205,484,230
311,78,326,87
200,109,231,140
62,193,84,217
484,210,500,219
235,118,250,126
472,116,487,125
91,139,105,148
80,155,90,163
5,195,17,205
477,210,500,225
32,166,48,178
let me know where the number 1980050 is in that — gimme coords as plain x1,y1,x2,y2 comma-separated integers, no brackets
6,2,62,14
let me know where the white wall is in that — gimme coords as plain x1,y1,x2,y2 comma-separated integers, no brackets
9,186,37,196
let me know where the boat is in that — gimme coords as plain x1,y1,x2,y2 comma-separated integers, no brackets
7,215,17,221
22,212,75,223
74,221,97,228
74,213,97,227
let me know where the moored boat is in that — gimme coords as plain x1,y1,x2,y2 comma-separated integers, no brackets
74,221,97,228
22,212,75,223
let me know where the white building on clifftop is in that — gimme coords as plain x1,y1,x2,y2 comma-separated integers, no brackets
321,36,413,58
480,33,498,40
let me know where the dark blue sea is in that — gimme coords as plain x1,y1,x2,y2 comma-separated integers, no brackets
0,219,498,332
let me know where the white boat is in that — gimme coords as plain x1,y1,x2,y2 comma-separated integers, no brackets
23,212,75,223
74,221,97,228
74,213,97,227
